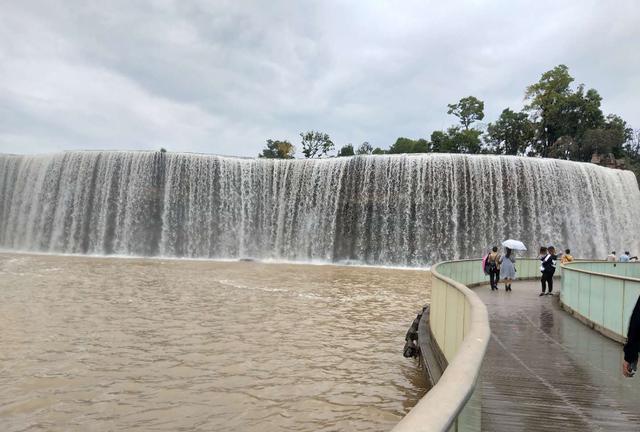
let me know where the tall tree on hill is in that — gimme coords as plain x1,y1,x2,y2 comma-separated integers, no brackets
559,85,605,139
525,64,580,157
524,64,635,163
300,131,334,158
447,96,485,130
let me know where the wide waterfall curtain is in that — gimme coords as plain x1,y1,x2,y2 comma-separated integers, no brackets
1,152,639,265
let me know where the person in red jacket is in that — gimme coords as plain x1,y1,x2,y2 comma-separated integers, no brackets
623,296,640,377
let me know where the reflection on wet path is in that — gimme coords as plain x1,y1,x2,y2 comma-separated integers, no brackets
0,253,429,431
479,281,640,431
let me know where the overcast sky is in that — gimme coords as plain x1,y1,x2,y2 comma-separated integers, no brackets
1,1,638,157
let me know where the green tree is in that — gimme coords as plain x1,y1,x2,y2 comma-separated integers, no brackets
486,109,535,155
447,96,485,130
604,114,633,157
430,130,453,153
624,129,640,161
524,64,636,164
337,144,355,157
525,65,574,156
356,141,373,155
556,85,604,140
388,137,412,154
258,139,295,159
371,147,387,155
448,127,483,154
388,137,429,154
577,130,621,160
547,135,575,160
569,115,632,161
622,129,640,183
300,131,334,158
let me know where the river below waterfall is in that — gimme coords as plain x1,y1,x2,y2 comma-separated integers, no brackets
0,253,429,431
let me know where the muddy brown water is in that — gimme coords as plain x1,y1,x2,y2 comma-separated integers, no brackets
0,253,430,431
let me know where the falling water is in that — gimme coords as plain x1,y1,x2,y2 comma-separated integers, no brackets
1,151,639,265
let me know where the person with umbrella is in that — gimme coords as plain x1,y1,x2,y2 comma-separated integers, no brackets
499,240,525,292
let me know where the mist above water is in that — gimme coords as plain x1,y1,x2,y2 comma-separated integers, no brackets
1,151,639,265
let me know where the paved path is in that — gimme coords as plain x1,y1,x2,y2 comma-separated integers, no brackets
477,280,640,431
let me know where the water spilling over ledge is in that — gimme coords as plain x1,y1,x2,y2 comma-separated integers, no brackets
1,151,639,265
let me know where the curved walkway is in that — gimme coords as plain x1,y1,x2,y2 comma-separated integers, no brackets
477,280,640,431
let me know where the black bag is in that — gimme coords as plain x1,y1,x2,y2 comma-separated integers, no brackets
486,253,497,272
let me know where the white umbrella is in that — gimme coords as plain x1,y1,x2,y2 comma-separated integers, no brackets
502,239,527,251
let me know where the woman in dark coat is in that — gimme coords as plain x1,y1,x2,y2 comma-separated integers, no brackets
623,296,640,377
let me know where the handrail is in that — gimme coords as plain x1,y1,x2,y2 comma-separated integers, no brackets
393,258,636,431
392,257,544,431
560,261,640,282
391,260,490,432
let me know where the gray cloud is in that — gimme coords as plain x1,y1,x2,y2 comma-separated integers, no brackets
1,0,638,156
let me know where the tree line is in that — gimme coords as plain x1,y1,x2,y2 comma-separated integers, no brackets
259,65,640,178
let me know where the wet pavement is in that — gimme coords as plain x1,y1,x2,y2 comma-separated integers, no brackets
478,281,640,431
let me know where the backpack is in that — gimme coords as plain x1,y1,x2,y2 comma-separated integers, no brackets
486,253,498,272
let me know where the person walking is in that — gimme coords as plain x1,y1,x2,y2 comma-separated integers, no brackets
620,251,631,263
560,249,573,264
623,296,640,377
499,247,516,292
540,246,559,296
607,251,618,262
486,246,501,291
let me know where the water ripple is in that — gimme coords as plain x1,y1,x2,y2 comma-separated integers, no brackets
0,253,429,431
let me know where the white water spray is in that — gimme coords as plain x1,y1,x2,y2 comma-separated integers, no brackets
1,151,638,265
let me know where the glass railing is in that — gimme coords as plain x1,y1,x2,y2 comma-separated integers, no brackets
560,261,640,342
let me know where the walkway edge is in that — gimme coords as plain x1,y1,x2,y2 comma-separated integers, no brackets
559,298,627,344
392,262,490,432
417,305,446,388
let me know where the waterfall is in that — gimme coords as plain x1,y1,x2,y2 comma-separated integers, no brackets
1,151,639,265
